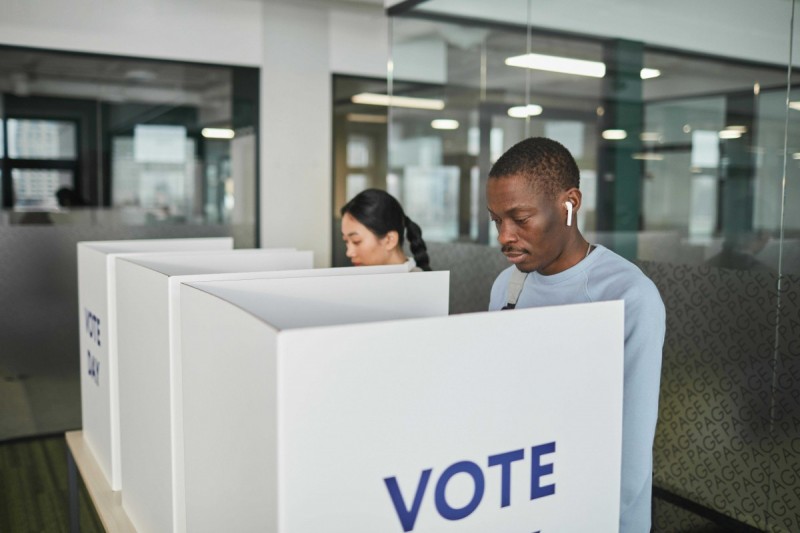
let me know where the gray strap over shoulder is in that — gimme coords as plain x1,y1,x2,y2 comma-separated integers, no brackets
502,268,529,310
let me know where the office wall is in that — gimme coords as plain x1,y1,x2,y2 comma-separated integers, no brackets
260,1,388,267
0,0,263,66
329,6,389,78
260,2,331,267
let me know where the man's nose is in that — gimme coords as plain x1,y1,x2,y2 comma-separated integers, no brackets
497,221,517,245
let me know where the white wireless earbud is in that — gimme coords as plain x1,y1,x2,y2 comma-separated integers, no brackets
565,201,573,227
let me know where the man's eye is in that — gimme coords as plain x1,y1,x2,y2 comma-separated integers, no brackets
514,217,529,225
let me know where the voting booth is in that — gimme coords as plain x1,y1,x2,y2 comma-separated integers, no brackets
77,237,233,491
179,275,624,533
114,255,413,533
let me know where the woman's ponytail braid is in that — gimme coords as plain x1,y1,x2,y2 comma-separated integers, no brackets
404,215,431,271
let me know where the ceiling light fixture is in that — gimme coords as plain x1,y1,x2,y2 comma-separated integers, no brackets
640,68,661,80
506,53,605,78
632,152,664,161
346,113,387,124
351,93,445,110
431,119,459,130
201,128,235,139
602,129,627,140
718,129,742,139
505,53,661,80
640,132,662,142
507,104,543,118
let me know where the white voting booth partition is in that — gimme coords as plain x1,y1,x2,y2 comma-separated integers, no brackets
115,255,413,533
180,278,624,533
77,237,233,491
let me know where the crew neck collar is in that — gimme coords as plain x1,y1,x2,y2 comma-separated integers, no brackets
528,244,606,285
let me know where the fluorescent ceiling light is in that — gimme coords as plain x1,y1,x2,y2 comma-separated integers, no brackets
640,68,661,80
506,53,605,78
789,101,800,111
505,53,661,80
640,132,662,142
792,152,800,160
431,119,459,130
351,93,444,110
632,152,664,161
346,113,387,124
507,104,543,118
718,129,742,139
201,128,234,139
602,129,627,140
725,125,748,133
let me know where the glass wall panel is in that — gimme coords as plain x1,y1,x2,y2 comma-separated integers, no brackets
0,46,259,441
387,1,798,531
331,75,390,266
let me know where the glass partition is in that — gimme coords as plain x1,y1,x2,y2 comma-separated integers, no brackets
385,1,798,531
0,46,258,441
0,48,257,240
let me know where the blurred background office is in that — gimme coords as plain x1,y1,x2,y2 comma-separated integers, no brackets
1,0,798,531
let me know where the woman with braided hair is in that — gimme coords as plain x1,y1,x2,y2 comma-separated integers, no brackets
340,189,431,272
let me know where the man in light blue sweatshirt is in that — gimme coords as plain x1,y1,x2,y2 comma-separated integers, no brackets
487,137,666,533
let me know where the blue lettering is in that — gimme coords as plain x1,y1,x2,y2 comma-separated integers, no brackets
487,448,524,507
384,469,431,532
434,461,484,521
87,350,100,386
85,308,101,347
530,442,556,500
385,441,556,530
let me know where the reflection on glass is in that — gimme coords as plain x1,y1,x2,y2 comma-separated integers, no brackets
112,135,196,223
346,135,372,168
346,173,368,201
0,47,257,239
11,168,73,209
403,165,459,241
331,76,392,266
7,119,77,160
385,10,799,275
133,125,187,164
754,89,800,275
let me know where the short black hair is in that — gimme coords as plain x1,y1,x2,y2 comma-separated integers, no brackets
489,137,580,197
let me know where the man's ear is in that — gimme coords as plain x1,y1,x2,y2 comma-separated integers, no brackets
563,188,582,213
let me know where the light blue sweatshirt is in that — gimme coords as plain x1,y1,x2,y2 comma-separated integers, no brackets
489,244,666,533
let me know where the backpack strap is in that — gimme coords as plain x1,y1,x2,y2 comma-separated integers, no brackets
502,268,529,310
